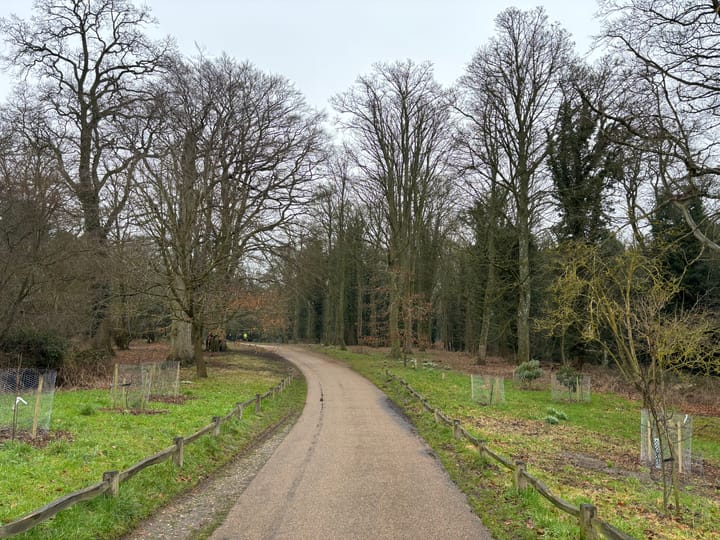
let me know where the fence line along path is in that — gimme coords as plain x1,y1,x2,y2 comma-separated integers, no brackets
210,345,493,540
0,375,293,539
387,371,634,540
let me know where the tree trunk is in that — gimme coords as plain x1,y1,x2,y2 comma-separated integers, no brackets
478,219,498,365
402,296,413,355
322,288,331,346
389,268,401,359
192,318,207,378
91,305,114,354
402,254,416,355
355,262,364,344
516,179,531,365
293,294,302,342
79,118,115,354
370,284,378,343
168,317,193,364
337,271,347,349
89,253,114,354
417,308,431,351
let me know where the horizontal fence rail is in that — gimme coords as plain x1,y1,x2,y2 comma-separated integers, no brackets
386,370,635,540
0,374,295,538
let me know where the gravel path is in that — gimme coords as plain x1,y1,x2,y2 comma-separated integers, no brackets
126,346,492,539
210,346,493,540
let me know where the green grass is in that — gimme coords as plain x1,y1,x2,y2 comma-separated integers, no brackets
0,352,306,539
317,345,720,540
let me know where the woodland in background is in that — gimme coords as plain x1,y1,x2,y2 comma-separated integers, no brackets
0,0,718,384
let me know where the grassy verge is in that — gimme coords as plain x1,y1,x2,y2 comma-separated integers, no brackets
0,352,306,539
317,345,720,540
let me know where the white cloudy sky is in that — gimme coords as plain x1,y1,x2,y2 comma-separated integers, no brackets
0,0,601,111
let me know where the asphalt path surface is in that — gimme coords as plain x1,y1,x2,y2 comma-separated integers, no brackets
210,346,493,540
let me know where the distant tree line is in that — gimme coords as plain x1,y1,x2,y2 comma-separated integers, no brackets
0,1,718,390
285,5,720,368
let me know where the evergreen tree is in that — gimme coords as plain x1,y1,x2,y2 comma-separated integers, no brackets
547,97,619,244
651,189,720,311
545,85,622,366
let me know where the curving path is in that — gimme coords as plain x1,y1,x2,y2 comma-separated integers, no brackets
210,346,493,540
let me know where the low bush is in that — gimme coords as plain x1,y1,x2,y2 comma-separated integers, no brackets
0,329,68,370
59,347,113,388
513,359,543,388
556,365,580,391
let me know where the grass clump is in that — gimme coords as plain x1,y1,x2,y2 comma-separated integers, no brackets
545,407,568,424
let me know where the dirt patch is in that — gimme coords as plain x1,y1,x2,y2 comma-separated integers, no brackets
0,427,73,448
114,341,290,369
150,395,192,405
98,407,169,415
113,342,170,365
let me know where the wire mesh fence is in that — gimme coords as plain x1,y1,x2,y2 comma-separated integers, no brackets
551,373,591,402
0,368,57,437
471,374,505,405
148,361,180,399
110,362,180,409
640,409,693,474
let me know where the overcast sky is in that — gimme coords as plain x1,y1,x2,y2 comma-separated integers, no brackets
0,0,601,112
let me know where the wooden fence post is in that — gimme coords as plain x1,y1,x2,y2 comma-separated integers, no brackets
453,419,462,439
579,504,599,540
32,374,44,438
112,364,119,408
173,436,184,468
212,416,221,436
476,441,489,461
255,393,262,414
514,460,528,491
103,471,119,497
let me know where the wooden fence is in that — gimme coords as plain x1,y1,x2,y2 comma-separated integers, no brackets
0,374,295,538
386,370,636,540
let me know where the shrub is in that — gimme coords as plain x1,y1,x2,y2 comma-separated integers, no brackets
79,404,96,416
0,329,68,370
514,359,544,388
60,347,112,388
556,365,579,392
547,407,568,420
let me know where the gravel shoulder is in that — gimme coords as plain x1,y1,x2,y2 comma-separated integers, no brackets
123,412,298,540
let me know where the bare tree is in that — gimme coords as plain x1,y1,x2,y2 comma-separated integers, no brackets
312,152,354,348
0,0,173,351
137,55,324,376
548,243,717,513
460,7,573,364
0,95,86,341
455,79,511,363
597,0,720,252
333,60,454,359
